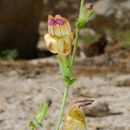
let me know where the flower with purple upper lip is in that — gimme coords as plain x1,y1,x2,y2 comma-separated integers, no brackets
44,15,74,60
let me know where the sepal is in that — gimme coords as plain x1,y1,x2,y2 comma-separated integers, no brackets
76,6,94,29
58,55,72,77
62,77,76,87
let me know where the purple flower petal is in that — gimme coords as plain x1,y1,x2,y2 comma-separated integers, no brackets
56,19,64,25
48,19,57,25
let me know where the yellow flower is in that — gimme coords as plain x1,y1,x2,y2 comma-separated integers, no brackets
44,15,74,60
64,100,94,130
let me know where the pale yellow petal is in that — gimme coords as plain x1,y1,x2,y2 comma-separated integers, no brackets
48,15,56,36
55,15,71,36
64,100,94,130
48,25,54,36
55,15,71,32
69,32,74,42
65,116,86,130
57,38,65,60
57,38,64,52
60,23,70,36
44,34,58,53
66,20,71,32
53,24,62,37
48,25,51,34
63,36,71,55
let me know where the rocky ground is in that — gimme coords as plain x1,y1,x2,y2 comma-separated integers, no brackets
0,47,130,130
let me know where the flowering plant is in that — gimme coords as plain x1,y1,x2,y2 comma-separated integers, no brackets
29,0,94,130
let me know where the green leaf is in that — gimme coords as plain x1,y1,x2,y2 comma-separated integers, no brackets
69,78,76,86
38,123,43,127
29,101,48,130
29,121,35,128
35,101,48,123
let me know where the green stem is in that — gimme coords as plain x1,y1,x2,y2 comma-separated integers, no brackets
71,28,80,66
56,84,69,130
30,127,34,130
71,0,85,66
80,0,85,13
56,0,85,129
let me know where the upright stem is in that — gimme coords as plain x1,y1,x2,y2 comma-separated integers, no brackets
56,0,85,129
80,0,85,13
56,84,69,130
71,29,80,66
71,0,85,66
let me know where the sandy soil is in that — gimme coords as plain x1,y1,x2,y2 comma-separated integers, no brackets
0,55,130,130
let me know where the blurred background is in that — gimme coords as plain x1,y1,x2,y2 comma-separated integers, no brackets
0,0,130,130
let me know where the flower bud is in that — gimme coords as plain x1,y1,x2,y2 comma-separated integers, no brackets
76,2,94,29
86,3,93,11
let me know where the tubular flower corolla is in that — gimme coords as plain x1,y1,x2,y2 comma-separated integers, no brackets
44,15,74,60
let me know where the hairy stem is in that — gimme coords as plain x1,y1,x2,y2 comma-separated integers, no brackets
71,0,85,66
80,0,85,13
71,28,80,66
56,0,85,129
56,84,69,130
